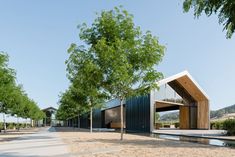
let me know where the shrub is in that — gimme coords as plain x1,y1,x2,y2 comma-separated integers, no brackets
19,123,25,128
7,123,15,129
215,121,224,129
174,122,180,128
223,119,235,136
210,121,224,130
0,122,3,130
210,121,216,129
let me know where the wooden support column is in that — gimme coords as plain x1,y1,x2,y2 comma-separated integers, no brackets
179,106,190,129
197,100,209,129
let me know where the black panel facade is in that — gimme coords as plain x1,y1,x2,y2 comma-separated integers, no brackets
126,94,150,133
80,114,89,128
92,109,102,128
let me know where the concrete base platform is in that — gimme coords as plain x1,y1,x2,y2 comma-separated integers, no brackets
93,128,116,132
152,129,227,137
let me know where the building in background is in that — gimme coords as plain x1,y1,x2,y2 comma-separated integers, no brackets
67,71,210,133
36,107,63,127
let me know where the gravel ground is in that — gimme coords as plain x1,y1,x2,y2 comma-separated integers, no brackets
55,127,235,157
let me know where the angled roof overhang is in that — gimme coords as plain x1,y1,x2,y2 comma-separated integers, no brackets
42,107,57,112
157,71,209,102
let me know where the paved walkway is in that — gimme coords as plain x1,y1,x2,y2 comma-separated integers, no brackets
0,127,71,157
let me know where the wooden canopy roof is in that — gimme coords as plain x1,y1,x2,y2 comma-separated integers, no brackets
157,71,209,102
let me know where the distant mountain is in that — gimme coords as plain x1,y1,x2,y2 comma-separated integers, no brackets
160,111,179,121
159,104,235,121
210,104,235,119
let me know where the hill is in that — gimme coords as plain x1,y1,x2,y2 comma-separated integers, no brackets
210,104,235,119
159,104,235,121
160,111,179,121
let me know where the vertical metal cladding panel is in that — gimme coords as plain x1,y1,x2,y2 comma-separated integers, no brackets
92,109,102,128
80,114,89,128
126,94,150,133
73,116,78,127
79,110,102,128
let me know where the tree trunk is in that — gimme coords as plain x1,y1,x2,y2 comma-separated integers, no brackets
78,114,80,128
25,118,27,128
17,116,19,131
3,113,6,133
90,106,93,133
120,98,124,140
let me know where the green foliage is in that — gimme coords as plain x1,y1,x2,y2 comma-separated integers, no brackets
223,119,235,135
7,123,14,129
56,86,88,120
77,6,165,100
60,6,164,137
0,122,3,130
211,119,235,135
155,121,179,129
183,0,235,38
210,121,224,130
155,112,160,122
0,52,44,131
174,122,180,128
0,52,16,114
66,44,107,110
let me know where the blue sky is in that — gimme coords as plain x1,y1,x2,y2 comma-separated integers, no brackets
0,0,234,110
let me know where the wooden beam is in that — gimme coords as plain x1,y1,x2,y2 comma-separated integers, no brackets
155,100,184,106
168,80,196,104
197,100,209,129
156,105,179,112
176,76,207,101
179,106,190,129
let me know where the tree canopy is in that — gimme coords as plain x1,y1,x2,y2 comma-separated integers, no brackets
56,86,88,121
58,6,165,138
0,52,45,130
183,0,235,38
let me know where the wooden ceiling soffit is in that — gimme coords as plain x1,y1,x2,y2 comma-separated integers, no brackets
168,80,196,103
176,76,207,101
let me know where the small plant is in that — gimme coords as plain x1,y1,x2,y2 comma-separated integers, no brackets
174,122,180,128
210,121,224,130
7,123,15,129
0,122,3,130
223,119,235,136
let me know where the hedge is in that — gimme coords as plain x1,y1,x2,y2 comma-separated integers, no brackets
211,119,235,136
210,121,224,130
223,119,235,136
0,122,29,131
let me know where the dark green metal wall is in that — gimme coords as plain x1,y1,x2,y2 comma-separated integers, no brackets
92,109,102,128
126,94,150,133
79,109,102,128
80,114,89,128
67,95,151,133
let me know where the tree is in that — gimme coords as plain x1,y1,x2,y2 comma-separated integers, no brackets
0,52,16,132
56,86,87,122
0,52,44,131
183,0,235,38
77,7,165,140
66,45,107,132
